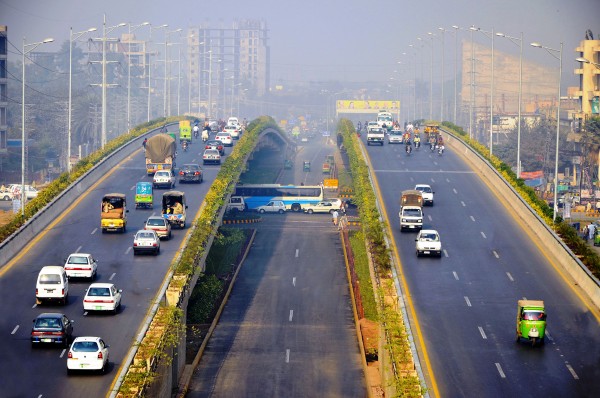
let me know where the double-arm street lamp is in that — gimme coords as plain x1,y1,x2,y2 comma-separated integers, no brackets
164,28,182,117
471,26,495,156
496,31,523,178
437,28,446,122
418,34,434,120
21,36,54,215
531,41,563,222
68,27,96,172
576,57,600,69
147,24,168,122
126,22,149,132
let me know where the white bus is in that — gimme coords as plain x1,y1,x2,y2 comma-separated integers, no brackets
377,111,393,130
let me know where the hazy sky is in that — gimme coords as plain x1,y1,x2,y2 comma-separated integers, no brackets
2,0,599,87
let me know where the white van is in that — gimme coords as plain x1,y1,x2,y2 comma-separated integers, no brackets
226,196,246,212
36,266,69,305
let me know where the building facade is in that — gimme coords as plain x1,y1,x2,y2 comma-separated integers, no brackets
574,37,600,122
0,26,7,154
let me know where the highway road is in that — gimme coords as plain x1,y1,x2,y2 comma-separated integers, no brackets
0,132,225,398
364,137,600,397
186,133,367,397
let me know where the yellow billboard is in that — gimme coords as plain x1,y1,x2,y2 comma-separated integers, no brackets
336,100,400,112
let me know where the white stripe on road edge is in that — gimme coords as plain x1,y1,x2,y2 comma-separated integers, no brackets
464,296,472,307
32,303,37,309
295,249,299,258
83,311,89,316
545,330,553,341
443,249,449,257
11,325,19,335
130,185,135,191
446,178,450,183
60,348,67,358
289,310,293,322
461,201,466,207
292,277,296,286
428,215,432,221
75,245,82,253
565,363,579,379
470,216,475,222
453,188,458,194
453,271,459,280
492,250,500,259
91,228,98,235
506,272,514,282
109,273,116,281
125,247,132,255
286,349,290,363
481,231,487,239
495,363,506,378
478,326,487,339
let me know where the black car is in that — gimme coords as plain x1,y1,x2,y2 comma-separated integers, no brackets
31,313,74,347
178,164,203,183
205,140,225,155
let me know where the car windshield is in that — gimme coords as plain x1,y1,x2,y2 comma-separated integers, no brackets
35,317,60,328
156,171,169,177
417,186,432,193
72,341,99,352
522,311,546,321
39,274,61,284
137,232,155,239
184,166,199,171
404,209,422,217
88,287,110,297
147,218,164,226
420,233,439,241
67,256,88,264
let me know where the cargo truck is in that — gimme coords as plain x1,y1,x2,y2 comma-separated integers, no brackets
399,189,423,231
145,134,176,175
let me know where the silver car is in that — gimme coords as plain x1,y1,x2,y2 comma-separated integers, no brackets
133,229,160,255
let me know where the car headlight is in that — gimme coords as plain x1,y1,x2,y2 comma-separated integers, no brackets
418,219,422,223
402,219,407,222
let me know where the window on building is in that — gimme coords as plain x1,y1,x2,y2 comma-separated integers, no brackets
0,60,5,78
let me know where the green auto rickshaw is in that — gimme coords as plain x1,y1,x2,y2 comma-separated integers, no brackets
303,160,310,171
516,300,546,346
284,159,293,169
135,181,153,209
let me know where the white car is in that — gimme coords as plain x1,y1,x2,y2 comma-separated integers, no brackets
215,132,233,146
64,253,98,280
67,336,109,374
388,129,404,144
304,200,342,214
11,184,39,199
256,200,286,214
366,121,379,132
203,149,222,165
133,229,161,255
414,184,434,206
36,266,69,305
83,283,122,314
224,125,241,139
415,229,442,257
153,170,175,189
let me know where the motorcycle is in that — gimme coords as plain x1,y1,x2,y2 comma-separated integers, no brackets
405,144,412,155
193,127,199,139
414,140,421,149
201,130,209,142
437,145,444,155
182,141,189,152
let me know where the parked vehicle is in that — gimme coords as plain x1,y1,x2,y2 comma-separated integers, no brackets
67,337,110,374
31,313,74,347
516,300,546,346
100,193,128,233
256,200,286,214
63,253,98,280
226,196,246,213
36,266,69,305
83,283,122,314
304,200,342,214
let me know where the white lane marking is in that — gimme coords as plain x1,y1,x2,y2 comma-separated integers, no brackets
130,185,135,191
428,215,432,221
461,201,466,207
295,249,299,258
480,231,487,239
75,245,82,253
492,250,500,259
453,271,459,280
32,303,37,309
60,348,67,358
470,216,475,222
289,310,293,322
565,363,579,379
125,247,132,255
453,188,458,194
495,363,506,378
286,349,290,363
443,249,449,257
11,325,19,335
91,228,98,235
292,277,296,286
464,296,472,307
545,330,553,341
446,178,450,183
431,178,435,183
410,176,414,182
83,311,89,316
478,326,488,339
109,272,116,281
433,161,438,166
506,272,514,282
37,395,42,398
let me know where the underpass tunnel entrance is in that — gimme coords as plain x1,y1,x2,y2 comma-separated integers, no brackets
241,128,296,183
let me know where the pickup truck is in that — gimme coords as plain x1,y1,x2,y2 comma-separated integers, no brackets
367,127,386,146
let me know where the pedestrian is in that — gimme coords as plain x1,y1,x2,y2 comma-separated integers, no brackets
332,210,339,226
583,225,589,241
588,223,596,241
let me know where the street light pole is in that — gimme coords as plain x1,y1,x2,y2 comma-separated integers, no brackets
469,27,475,139
147,24,168,122
532,41,563,222
452,25,459,124
438,27,446,122
126,22,149,133
497,31,523,178
427,32,434,120
471,26,495,156
22,36,54,216
68,27,96,172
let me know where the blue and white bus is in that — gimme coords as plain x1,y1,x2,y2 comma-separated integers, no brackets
233,184,324,211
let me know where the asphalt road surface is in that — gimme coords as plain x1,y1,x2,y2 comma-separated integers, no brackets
364,136,600,397
0,134,224,398
186,133,366,397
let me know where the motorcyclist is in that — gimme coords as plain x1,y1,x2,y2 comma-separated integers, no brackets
405,140,412,154
182,140,189,151
357,121,362,132
193,124,199,139
438,144,445,155
414,134,421,148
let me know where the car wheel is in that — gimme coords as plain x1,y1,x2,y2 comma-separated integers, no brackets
133,250,138,256
259,209,266,214
416,250,421,257
3,195,9,201
278,209,285,214
100,360,107,374
307,209,314,214
291,204,301,212
67,368,73,376
62,295,68,306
